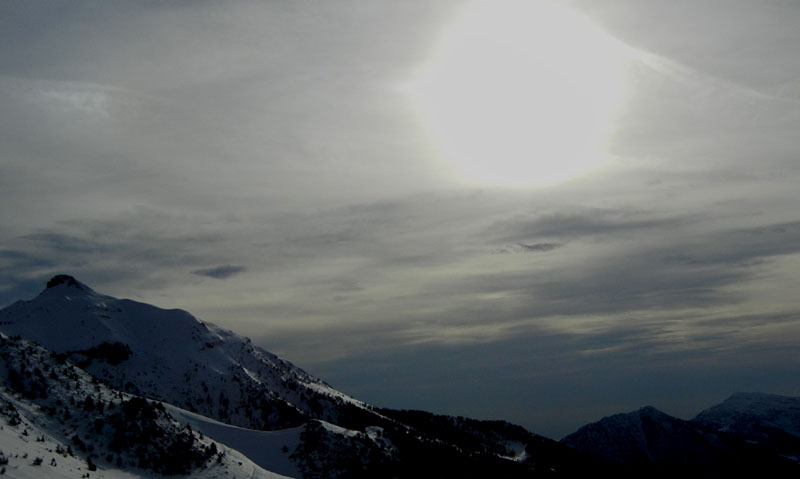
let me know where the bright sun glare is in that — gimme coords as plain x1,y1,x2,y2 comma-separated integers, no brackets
407,0,630,188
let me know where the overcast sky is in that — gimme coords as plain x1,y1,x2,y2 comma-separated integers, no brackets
2,0,800,439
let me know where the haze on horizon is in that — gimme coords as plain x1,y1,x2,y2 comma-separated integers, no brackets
2,0,800,439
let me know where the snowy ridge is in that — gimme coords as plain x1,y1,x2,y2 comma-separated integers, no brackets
694,392,800,438
0,332,290,478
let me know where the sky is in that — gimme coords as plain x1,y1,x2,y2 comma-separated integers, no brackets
2,0,800,439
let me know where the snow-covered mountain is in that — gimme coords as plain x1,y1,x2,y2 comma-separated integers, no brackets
561,405,735,476
0,275,584,478
694,391,800,438
0,275,364,431
561,397,800,477
693,392,800,460
562,406,714,467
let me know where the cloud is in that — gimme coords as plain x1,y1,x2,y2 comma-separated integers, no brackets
491,209,694,243
574,0,800,92
516,242,562,252
192,265,246,280
498,219,800,316
22,232,110,255
492,243,564,254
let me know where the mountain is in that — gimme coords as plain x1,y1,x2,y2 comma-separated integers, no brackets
0,274,358,431
693,392,800,458
562,406,721,471
0,331,286,478
561,398,800,477
0,275,585,478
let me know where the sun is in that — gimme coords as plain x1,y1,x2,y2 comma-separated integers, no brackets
406,0,630,188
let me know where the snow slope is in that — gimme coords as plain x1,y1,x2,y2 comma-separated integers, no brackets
0,331,291,478
0,419,290,479
0,275,369,432
164,403,303,478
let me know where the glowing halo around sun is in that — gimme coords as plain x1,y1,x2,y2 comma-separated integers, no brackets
406,0,631,188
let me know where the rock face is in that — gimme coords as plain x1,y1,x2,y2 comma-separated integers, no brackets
45,274,86,290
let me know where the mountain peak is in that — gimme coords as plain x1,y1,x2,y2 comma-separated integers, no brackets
45,274,92,292
636,405,670,419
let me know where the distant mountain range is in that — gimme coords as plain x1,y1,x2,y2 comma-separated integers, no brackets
562,393,800,477
0,275,797,478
